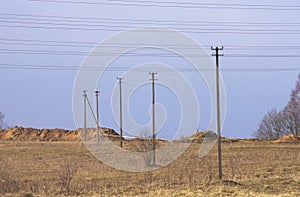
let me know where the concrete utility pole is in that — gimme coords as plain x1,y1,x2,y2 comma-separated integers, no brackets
95,90,100,145
211,46,224,180
149,71,158,166
117,77,123,148
83,90,87,142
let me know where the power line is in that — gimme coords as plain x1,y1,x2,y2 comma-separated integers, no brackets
2,38,300,50
0,41,94,48
109,0,300,10
1,48,300,58
3,41,300,51
1,38,300,51
1,14,300,28
1,19,299,34
0,38,96,45
1,25,300,35
1,19,300,34
1,63,300,72
1,13,299,26
111,0,300,10
226,54,300,58
28,0,300,11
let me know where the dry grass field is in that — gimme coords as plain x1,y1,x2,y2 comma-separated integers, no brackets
0,140,299,196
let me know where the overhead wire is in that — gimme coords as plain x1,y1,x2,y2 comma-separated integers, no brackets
1,63,300,72
2,24,300,34
0,16,299,34
1,19,300,33
1,13,300,27
1,13,300,26
1,3,300,72
1,13,300,35
1,38,300,51
1,48,300,58
2,41,300,51
28,0,300,11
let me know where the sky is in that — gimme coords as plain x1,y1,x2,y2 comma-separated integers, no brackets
1,0,300,139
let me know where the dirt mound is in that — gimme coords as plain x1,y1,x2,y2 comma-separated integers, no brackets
0,126,119,142
0,126,80,141
274,134,300,143
240,138,264,143
129,137,168,145
77,127,120,141
172,131,218,143
221,137,241,143
192,130,217,139
193,131,240,143
192,131,218,143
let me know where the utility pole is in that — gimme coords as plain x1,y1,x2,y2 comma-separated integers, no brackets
83,90,87,142
95,90,100,145
117,77,123,148
211,46,224,180
149,71,158,166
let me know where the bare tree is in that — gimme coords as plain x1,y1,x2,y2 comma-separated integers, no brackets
254,109,286,139
282,75,300,136
254,74,300,139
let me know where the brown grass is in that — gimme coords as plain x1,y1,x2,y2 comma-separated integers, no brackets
0,140,299,196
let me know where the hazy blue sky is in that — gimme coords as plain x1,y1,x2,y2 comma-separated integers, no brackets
1,0,300,138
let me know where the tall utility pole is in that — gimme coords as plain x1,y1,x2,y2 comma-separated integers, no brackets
95,90,100,145
211,46,224,180
83,90,87,142
117,77,123,148
149,71,158,166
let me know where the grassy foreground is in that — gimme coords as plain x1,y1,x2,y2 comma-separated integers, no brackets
0,140,299,196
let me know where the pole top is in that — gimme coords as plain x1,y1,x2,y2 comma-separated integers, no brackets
149,71,158,75
211,46,224,50
83,90,87,96
94,90,100,95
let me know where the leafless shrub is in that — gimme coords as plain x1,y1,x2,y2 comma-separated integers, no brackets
57,160,80,195
203,156,213,187
133,130,155,166
228,157,236,181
